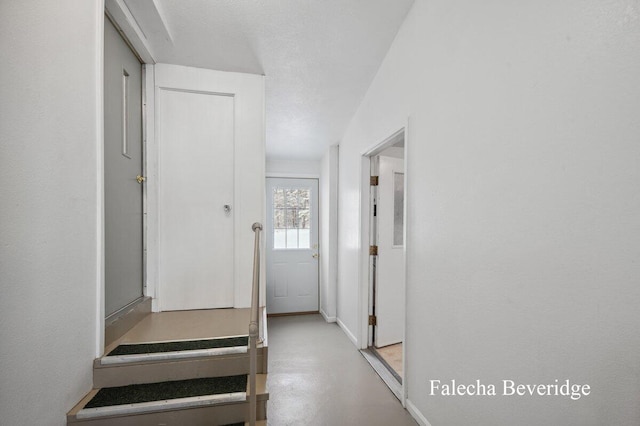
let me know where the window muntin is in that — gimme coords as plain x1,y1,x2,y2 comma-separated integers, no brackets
273,188,311,249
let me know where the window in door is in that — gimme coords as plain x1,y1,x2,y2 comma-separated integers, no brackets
272,188,311,249
393,172,404,247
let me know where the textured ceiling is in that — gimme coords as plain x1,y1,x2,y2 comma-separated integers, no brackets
135,0,415,160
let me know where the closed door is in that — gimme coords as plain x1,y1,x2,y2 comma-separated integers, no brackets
157,89,235,311
375,155,405,347
266,178,319,314
104,15,144,316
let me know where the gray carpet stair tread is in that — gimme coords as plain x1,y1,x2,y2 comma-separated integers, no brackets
85,375,248,409
107,336,249,356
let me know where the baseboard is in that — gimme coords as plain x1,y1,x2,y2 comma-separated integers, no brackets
266,310,318,318
336,317,357,346
360,349,402,401
406,399,432,426
320,309,336,323
104,297,151,348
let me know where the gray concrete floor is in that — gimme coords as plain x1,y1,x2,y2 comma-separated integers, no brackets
266,314,417,426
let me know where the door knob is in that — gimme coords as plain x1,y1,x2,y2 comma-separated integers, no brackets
136,175,146,184
223,204,232,213
312,253,319,259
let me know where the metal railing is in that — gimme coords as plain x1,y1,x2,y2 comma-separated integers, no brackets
248,222,262,426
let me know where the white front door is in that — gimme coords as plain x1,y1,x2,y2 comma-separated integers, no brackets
375,155,405,347
157,89,235,311
266,178,319,314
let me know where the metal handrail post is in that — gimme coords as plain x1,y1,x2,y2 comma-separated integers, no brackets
248,222,262,426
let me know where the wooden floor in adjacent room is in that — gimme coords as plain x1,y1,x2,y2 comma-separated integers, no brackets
375,342,403,377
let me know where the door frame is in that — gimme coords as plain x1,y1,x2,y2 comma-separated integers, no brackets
98,2,156,356
358,120,409,406
265,172,322,314
371,153,405,350
265,176,321,314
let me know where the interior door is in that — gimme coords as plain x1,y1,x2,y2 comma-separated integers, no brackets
375,155,405,347
266,178,319,314
157,89,235,311
104,15,144,317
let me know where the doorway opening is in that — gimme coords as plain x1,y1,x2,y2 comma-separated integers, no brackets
361,128,406,401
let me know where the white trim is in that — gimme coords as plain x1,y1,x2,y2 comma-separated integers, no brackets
337,317,358,345
76,392,246,420
325,145,339,323
96,0,107,359
140,66,148,295
360,349,402,400
406,399,432,426
359,127,408,350
320,309,336,323
358,153,370,350
358,122,410,406
100,346,247,365
144,64,159,309
401,116,410,406
105,0,156,64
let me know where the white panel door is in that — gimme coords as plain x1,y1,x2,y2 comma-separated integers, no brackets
375,155,405,347
158,89,234,311
266,178,319,314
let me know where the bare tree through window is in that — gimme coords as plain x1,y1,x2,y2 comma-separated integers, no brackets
273,188,311,249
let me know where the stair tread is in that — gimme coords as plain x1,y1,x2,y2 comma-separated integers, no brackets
107,336,249,356
68,374,268,419
86,375,247,408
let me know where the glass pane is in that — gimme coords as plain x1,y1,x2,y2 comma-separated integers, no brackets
298,229,310,248
273,186,313,249
273,188,285,209
274,208,286,229
393,172,404,246
298,209,310,229
274,229,286,249
286,189,299,208
286,208,298,228
286,229,298,249
299,189,310,208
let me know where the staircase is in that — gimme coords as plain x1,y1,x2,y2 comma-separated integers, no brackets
68,224,267,425
67,310,269,425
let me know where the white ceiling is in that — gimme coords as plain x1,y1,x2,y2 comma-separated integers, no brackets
125,0,415,160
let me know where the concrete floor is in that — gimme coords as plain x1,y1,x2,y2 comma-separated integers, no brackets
266,314,417,426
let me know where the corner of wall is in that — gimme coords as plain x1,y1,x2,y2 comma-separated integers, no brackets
336,317,358,346
320,309,337,323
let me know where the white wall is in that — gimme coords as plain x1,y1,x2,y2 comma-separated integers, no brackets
320,146,339,321
338,0,640,425
0,2,102,425
266,158,321,177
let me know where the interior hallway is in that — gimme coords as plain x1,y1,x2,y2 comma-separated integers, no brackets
266,314,417,425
